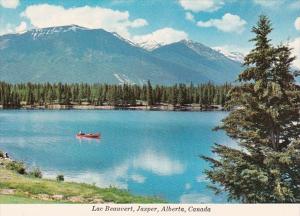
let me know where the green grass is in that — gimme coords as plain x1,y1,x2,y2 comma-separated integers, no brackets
0,195,58,204
0,165,165,204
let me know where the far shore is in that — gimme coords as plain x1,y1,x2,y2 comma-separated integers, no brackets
0,104,225,111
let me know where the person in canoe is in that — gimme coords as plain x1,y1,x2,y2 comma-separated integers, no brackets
76,131,100,139
78,131,85,135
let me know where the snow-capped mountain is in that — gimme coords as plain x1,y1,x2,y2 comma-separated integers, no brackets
30,25,88,40
152,40,242,83
137,39,164,51
213,47,245,63
0,25,242,84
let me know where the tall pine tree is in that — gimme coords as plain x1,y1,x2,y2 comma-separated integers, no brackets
146,80,153,106
202,15,300,203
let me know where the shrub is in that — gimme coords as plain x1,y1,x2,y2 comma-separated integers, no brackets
0,151,4,158
6,161,26,175
29,168,43,178
56,174,64,182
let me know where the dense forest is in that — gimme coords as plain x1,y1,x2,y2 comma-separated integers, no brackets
0,81,231,108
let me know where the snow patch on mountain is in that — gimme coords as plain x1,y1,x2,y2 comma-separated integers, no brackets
30,25,88,40
114,73,136,85
112,32,138,48
213,46,245,63
182,40,223,58
137,40,164,51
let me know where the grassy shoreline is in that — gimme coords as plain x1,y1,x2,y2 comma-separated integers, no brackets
0,155,165,204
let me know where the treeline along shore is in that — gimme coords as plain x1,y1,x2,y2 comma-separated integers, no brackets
0,81,231,111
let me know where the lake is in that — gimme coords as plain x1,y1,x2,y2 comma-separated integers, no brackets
0,110,233,203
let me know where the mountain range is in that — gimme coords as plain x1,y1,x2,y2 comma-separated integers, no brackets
0,25,243,84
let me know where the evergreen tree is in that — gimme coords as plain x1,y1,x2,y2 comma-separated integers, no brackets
26,83,34,105
177,84,186,106
146,80,153,106
202,15,300,203
0,81,231,108
107,85,118,106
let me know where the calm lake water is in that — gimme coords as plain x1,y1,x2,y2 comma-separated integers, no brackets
0,110,233,203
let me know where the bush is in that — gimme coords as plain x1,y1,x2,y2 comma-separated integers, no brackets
6,161,26,175
0,151,4,158
29,168,42,178
56,174,64,182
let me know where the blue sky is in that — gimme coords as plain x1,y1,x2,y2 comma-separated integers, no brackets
0,0,299,64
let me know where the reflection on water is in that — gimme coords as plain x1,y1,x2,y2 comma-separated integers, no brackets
0,110,232,203
76,137,101,143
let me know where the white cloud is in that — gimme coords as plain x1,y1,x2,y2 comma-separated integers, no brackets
0,23,14,36
295,17,300,31
290,37,300,69
0,0,19,8
128,18,148,28
212,44,250,55
196,175,209,183
133,149,185,176
197,13,247,33
253,0,285,7
15,21,27,33
180,193,212,203
44,163,130,189
178,0,224,12
21,4,148,38
45,163,146,189
131,174,146,183
185,12,195,22
132,27,188,49
185,183,192,190
0,21,27,36
43,149,184,188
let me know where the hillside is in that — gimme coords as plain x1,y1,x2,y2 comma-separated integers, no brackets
0,25,242,84
152,40,242,83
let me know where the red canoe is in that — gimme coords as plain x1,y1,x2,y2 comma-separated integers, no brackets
76,133,100,139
